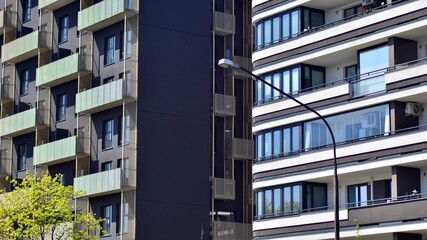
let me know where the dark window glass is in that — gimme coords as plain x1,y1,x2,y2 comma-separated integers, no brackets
118,116,122,146
103,119,114,149
120,31,132,59
18,144,27,171
344,5,362,18
101,205,112,235
103,76,115,84
101,161,113,171
23,0,31,22
348,183,369,207
345,65,357,82
59,15,69,43
20,69,29,95
57,93,67,121
104,35,115,65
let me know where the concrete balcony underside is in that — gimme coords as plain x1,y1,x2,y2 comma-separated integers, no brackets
77,0,138,31
39,0,75,10
0,108,48,138
74,168,135,197
36,53,91,87
33,136,88,166
1,31,51,64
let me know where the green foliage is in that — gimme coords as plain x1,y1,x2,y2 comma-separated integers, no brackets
0,172,103,240
354,218,361,240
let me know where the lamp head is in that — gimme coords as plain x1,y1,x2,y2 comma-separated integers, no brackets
218,58,240,69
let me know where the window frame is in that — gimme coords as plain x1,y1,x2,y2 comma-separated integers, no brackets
20,68,29,96
18,143,27,171
102,119,114,150
22,0,31,22
59,15,69,43
104,35,116,66
56,93,67,121
101,205,113,236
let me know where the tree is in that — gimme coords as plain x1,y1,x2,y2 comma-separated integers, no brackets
0,172,103,240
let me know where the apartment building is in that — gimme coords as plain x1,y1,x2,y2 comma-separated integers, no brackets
0,0,253,239
251,0,427,239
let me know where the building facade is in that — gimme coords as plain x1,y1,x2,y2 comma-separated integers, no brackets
0,0,253,239
252,0,427,239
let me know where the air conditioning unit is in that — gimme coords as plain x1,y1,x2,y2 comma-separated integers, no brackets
362,112,379,128
405,102,421,117
362,0,374,6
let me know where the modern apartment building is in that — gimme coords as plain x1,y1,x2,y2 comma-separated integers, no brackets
251,0,427,239
0,0,253,239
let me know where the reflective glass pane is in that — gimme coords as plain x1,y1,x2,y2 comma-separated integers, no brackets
264,132,272,157
283,187,291,213
273,130,281,155
291,67,299,93
273,73,281,98
256,24,263,48
291,10,299,36
360,185,368,206
273,17,280,43
312,69,324,87
282,13,290,39
256,80,263,102
264,20,271,45
264,75,272,100
311,11,323,27
273,188,281,214
256,134,263,158
257,191,264,216
283,128,291,153
283,70,290,93
291,126,300,152
292,185,300,212
265,190,272,215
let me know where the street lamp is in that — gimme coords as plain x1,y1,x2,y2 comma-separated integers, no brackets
218,58,340,240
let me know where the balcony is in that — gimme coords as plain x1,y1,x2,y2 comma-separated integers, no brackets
0,81,14,103
213,221,252,240
214,93,235,117
385,58,427,85
36,53,91,87
0,10,17,32
0,149,11,177
214,11,235,36
75,78,135,114
33,136,88,166
1,31,51,64
231,138,253,160
0,108,48,138
39,0,76,10
213,178,235,200
232,56,252,78
74,168,135,197
78,0,138,32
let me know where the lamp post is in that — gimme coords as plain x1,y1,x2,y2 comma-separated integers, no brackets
218,58,340,240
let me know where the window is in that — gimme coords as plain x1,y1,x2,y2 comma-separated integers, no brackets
256,65,301,104
22,0,31,22
256,182,326,219
255,8,324,49
104,35,115,65
345,65,357,82
103,76,115,84
302,65,325,90
348,183,369,207
102,119,114,149
353,44,388,97
20,69,29,95
101,205,112,235
344,5,362,18
255,125,300,161
59,15,69,43
120,31,132,59
101,161,113,171
118,115,130,146
18,144,27,171
117,202,129,234
304,104,389,149
58,173,65,185
57,93,67,121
